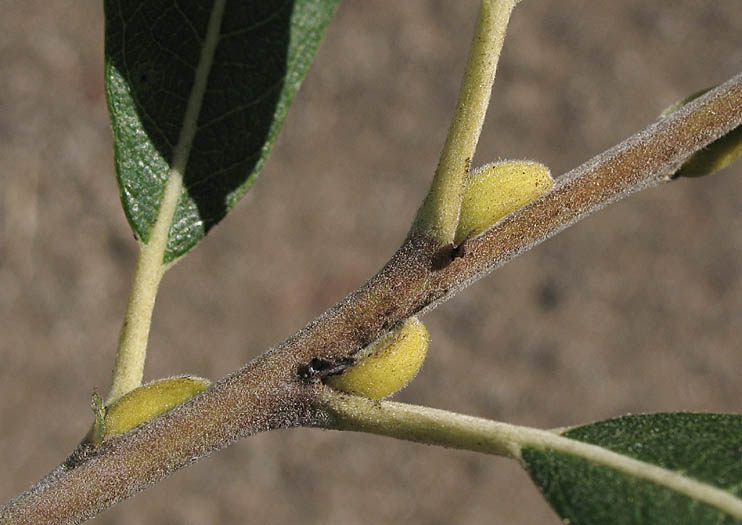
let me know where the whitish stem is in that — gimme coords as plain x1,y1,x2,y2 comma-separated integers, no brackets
320,393,742,519
107,0,227,404
412,0,517,244
107,242,167,404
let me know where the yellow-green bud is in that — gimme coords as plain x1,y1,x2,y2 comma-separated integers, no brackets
97,376,211,438
325,317,429,399
455,160,553,245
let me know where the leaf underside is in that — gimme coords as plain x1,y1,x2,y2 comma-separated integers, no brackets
105,0,339,261
523,413,742,525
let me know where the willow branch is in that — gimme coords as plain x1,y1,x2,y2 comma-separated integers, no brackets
2,72,741,524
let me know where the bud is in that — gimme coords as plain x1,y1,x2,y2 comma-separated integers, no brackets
326,317,429,399
455,160,553,245
101,375,211,437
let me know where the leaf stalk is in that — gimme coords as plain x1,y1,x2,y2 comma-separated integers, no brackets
412,0,518,244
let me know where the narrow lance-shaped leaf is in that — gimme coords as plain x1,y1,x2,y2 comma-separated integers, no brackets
105,0,339,262
522,413,742,525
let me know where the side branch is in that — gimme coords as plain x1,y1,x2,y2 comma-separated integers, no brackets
2,72,740,523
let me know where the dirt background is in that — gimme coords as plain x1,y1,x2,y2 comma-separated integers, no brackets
1,1,741,524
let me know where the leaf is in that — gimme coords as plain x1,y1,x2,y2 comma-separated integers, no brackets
105,0,339,261
522,413,742,525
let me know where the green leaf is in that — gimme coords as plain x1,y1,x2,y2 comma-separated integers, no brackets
105,0,339,262
522,413,742,525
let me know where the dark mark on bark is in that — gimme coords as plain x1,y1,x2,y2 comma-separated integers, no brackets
297,357,355,381
431,243,456,271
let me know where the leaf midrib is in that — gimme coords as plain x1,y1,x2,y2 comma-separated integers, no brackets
150,0,227,261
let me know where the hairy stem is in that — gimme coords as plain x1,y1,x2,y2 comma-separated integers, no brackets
108,243,166,404
2,72,741,524
412,0,517,244
319,389,523,458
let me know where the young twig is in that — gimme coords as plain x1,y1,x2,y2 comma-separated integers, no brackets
3,70,740,525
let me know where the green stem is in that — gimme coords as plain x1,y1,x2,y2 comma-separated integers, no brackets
412,0,517,244
320,390,522,458
107,230,168,404
319,392,742,519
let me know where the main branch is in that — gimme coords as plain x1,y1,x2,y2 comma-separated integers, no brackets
2,72,741,524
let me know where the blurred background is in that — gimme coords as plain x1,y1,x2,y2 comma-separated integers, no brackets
1,1,741,523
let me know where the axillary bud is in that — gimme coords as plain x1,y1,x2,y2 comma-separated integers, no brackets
455,160,553,245
325,317,429,399
93,375,211,440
